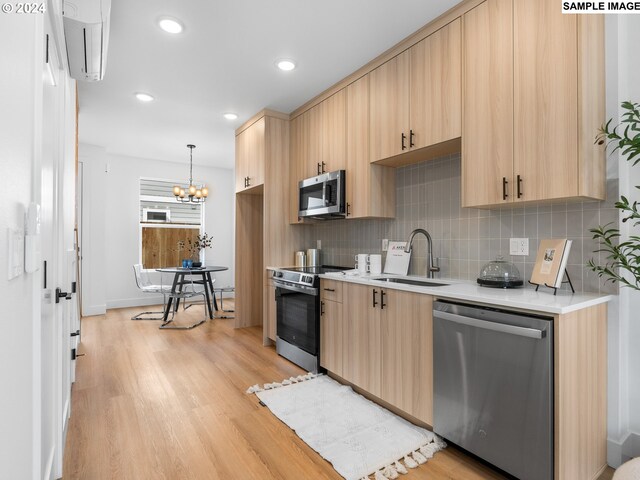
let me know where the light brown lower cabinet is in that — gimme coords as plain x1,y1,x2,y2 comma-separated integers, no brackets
380,290,433,425
264,282,276,343
342,282,382,397
328,281,432,423
321,279,608,479
320,297,343,377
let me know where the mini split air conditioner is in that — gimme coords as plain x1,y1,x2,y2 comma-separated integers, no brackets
62,0,111,82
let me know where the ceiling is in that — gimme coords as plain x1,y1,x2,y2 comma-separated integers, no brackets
78,0,459,170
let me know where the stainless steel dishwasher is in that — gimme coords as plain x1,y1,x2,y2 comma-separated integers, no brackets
433,300,553,480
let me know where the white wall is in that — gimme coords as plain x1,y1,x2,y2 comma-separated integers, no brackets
79,145,235,312
606,14,640,466
0,13,43,480
79,144,108,315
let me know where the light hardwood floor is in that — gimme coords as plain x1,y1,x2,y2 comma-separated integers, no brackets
63,302,615,480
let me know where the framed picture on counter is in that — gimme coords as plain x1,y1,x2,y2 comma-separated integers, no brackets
530,239,572,288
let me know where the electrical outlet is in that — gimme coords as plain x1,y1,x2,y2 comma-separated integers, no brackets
509,238,529,256
317,239,321,249
382,239,389,251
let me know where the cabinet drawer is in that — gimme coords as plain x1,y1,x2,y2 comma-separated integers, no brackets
320,280,343,303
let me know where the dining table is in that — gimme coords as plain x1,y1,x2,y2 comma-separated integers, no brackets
156,265,228,323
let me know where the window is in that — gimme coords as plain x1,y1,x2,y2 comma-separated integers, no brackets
139,178,204,269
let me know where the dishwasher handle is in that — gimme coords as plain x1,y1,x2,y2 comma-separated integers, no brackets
433,310,546,339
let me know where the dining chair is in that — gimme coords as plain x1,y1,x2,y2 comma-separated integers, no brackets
132,264,173,320
213,286,235,319
183,275,214,311
160,274,207,330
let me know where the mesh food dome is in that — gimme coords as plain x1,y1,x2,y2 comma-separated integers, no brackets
477,256,523,288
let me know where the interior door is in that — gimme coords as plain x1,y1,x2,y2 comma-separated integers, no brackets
40,24,62,479
40,21,77,478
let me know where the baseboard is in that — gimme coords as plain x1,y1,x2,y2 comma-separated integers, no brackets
43,445,55,480
107,296,164,309
107,293,234,310
623,432,640,462
608,436,624,469
82,304,106,316
608,431,640,468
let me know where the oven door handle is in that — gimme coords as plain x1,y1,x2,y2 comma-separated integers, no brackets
274,281,318,296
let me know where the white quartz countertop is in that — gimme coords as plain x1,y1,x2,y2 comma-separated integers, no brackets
316,272,612,315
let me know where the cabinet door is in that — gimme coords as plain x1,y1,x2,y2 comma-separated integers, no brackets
235,128,249,193
514,0,578,201
462,0,514,207
369,51,410,163
381,290,433,424
343,283,381,396
410,18,462,149
320,299,343,376
320,89,347,173
306,105,323,178
346,75,370,219
289,115,304,223
247,117,265,189
267,284,276,341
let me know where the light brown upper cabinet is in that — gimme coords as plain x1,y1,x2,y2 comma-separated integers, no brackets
370,19,461,164
461,0,513,207
293,92,347,180
409,18,462,150
369,51,410,162
346,75,396,219
462,0,604,208
320,90,347,175
235,117,265,194
289,91,347,223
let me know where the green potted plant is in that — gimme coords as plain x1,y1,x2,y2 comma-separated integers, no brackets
588,101,640,289
188,233,213,268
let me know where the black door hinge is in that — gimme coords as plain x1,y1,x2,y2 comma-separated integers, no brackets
71,348,85,360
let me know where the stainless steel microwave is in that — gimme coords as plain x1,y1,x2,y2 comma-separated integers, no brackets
298,170,346,219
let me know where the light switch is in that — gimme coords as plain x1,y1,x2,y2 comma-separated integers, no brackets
382,239,389,251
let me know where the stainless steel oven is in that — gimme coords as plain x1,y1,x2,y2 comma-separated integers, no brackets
274,281,319,372
272,265,351,373
298,170,346,219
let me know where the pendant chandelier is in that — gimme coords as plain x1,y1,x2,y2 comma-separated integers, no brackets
173,144,208,203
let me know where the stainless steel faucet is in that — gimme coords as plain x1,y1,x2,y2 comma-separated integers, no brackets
404,228,440,278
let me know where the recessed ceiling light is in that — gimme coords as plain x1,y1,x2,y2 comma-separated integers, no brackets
276,59,297,71
158,16,184,34
223,113,238,120
135,92,155,102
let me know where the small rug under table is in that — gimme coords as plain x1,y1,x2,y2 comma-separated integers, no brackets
249,374,445,480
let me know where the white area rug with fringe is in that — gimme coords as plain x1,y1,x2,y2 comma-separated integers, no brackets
247,374,446,480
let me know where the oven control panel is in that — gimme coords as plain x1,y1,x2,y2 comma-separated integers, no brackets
272,269,316,287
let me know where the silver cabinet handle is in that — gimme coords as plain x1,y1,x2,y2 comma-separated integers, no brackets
433,310,545,339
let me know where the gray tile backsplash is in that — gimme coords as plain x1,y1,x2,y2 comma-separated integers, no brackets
312,153,619,294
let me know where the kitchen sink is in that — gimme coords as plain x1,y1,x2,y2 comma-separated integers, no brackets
371,277,448,287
